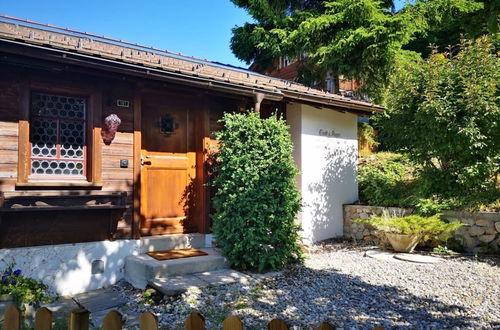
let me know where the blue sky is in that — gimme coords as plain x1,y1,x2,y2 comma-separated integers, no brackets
1,1,406,68
0,1,253,67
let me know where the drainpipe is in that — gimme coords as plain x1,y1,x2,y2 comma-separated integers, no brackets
254,92,265,113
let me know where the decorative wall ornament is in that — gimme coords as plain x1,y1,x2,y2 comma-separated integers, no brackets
159,114,179,136
101,113,122,145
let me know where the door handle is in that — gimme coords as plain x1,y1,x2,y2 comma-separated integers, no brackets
141,160,152,166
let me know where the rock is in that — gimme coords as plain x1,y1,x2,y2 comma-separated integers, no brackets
495,222,500,233
475,219,491,227
456,217,475,226
494,237,500,247
478,234,496,244
484,227,497,235
461,235,478,249
468,226,485,237
363,229,371,236
355,231,364,240
359,213,370,220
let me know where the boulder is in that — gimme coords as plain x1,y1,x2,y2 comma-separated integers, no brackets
475,219,491,227
468,226,485,237
478,234,496,244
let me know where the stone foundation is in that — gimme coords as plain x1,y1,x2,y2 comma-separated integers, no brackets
343,205,500,253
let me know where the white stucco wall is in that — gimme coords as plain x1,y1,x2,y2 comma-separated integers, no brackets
287,103,359,243
0,240,141,296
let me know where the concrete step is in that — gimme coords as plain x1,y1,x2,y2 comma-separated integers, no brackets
124,248,228,289
139,233,207,253
148,269,254,296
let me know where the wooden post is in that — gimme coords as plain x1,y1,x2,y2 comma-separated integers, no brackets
17,82,30,183
132,91,142,239
222,315,244,330
254,92,265,113
185,312,205,330
268,319,289,330
103,310,122,330
316,322,335,330
68,308,90,330
4,305,21,330
35,307,53,330
140,312,158,330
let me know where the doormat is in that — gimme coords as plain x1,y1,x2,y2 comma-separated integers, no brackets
146,248,208,261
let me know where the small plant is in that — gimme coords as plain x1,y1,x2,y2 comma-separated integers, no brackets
0,265,51,306
356,214,464,246
432,245,454,254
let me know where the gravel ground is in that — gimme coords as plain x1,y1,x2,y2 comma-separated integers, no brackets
113,243,499,329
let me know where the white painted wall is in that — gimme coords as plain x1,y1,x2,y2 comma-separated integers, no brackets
0,240,141,296
287,103,359,243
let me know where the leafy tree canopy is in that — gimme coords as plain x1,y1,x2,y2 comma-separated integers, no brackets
231,0,410,101
403,0,493,57
230,0,497,100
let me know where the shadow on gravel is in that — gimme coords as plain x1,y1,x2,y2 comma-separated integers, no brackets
244,266,481,329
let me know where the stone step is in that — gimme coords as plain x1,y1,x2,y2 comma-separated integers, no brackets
139,233,207,253
148,269,254,296
124,248,228,289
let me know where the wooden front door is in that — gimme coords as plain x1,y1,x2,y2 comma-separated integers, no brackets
140,94,197,235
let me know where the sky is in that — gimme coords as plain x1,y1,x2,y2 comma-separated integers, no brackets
0,1,254,67
0,0,406,69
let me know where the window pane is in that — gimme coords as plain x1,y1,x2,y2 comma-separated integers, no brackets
60,121,85,159
31,93,85,119
30,92,86,178
31,160,85,176
30,118,57,158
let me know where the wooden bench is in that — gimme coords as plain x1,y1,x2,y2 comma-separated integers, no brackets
0,192,128,248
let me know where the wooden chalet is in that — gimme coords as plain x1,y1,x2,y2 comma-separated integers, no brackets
0,15,382,294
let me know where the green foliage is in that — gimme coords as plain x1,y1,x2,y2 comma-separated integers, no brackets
358,152,418,207
358,152,500,214
432,245,454,254
358,122,378,147
230,0,496,101
211,112,302,272
376,37,500,196
403,0,488,57
0,265,50,305
356,213,464,245
230,0,414,101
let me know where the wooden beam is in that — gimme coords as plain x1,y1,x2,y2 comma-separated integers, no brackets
17,81,30,183
90,89,103,185
132,90,142,239
195,94,211,234
254,92,265,113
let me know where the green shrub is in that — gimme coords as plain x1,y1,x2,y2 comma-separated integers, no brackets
356,214,464,246
376,36,499,195
0,265,50,305
358,152,418,207
358,152,500,214
211,112,302,272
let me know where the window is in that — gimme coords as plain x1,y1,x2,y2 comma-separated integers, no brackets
30,92,86,179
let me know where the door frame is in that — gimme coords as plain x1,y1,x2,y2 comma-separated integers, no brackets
132,88,210,239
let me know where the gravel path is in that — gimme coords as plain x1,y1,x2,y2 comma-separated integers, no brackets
113,243,499,329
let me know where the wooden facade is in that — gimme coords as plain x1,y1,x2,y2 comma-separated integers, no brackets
0,55,285,247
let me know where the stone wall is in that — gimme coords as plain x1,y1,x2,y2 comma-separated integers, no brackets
343,205,500,252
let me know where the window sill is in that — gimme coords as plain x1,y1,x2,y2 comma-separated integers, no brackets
15,181,103,190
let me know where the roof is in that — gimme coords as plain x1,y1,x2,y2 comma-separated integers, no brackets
0,15,383,113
